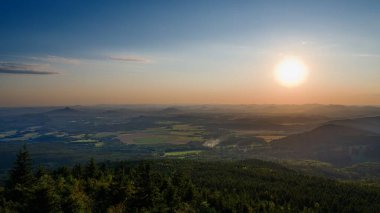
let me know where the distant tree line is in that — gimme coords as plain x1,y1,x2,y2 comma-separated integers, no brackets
1,146,380,212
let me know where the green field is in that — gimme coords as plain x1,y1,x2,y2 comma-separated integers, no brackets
94,142,105,147
164,150,203,156
71,134,87,139
72,139,99,143
0,132,39,141
0,130,17,138
256,135,286,142
93,132,119,138
133,136,169,144
118,123,206,145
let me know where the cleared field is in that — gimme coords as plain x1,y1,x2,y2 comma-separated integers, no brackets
93,132,119,138
71,134,87,139
256,135,287,142
0,130,17,138
118,133,202,145
133,136,169,144
95,142,105,147
118,124,205,145
72,139,99,143
45,131,67,137
234,130,287,136
164,150,203,156
0,132,39,141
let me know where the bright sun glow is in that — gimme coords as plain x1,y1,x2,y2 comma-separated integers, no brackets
274,56,308,88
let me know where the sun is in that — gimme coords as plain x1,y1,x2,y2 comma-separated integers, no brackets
274,56,308,88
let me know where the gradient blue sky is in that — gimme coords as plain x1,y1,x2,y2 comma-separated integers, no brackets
1,0,380,106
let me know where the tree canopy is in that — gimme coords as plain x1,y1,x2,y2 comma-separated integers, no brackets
1,148,380,212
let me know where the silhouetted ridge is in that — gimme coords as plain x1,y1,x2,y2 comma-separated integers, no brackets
309,124,374,136
274,124,375,147
272,123,380,166
47,107,79,114
329,116,380,134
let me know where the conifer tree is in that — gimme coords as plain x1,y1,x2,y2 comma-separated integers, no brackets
6,145,36,212
8,145,34,188
84,158,99,179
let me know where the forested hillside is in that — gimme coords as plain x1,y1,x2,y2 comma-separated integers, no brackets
1,148,380,212
272,123,380,166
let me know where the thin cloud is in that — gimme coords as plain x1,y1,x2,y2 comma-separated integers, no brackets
109,55,151,63
44,55,81,64
0,62,58,75
29,55,81,65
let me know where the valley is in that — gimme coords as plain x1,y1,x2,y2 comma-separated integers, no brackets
1,104,380,182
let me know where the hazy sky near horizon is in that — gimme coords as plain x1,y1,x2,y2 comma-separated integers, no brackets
1,0,380,106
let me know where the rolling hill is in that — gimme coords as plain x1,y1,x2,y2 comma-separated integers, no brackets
272,117,380,166
329,116,380,134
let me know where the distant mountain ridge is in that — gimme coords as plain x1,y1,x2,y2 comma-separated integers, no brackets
47,107,80,114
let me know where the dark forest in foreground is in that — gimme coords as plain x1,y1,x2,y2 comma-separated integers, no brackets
1,148,380,213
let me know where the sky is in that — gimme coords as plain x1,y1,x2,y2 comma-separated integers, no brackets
1,0,380,106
